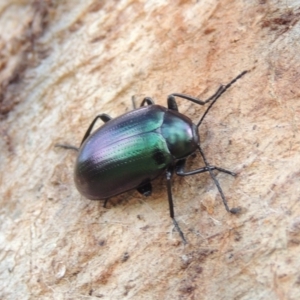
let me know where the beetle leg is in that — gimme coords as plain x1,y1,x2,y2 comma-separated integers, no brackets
136,181,152,197
80,113,112,146
55,144,79,151
175,159,236,177
140,97,155,107
56,114,111,151
175,152,240,214
197,144,240,214
131,95,154,109
167,95,179,111
166,167,187,244
103,198,109,208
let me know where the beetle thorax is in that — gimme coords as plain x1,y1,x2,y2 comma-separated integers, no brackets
161,110,199,159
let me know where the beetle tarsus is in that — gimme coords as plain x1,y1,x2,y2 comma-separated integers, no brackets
55,143,79,151
207,167,236,177
165,168,187,243
173,218,187,244
229,207,242,214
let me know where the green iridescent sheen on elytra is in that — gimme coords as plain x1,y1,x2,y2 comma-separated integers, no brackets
75,105,198,199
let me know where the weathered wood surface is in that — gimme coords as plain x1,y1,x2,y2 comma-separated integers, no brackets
1,1,300,299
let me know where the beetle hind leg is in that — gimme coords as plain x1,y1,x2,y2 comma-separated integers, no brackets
80,113,112,146
140,97,154,107
132,96,154,109
56,114,112,151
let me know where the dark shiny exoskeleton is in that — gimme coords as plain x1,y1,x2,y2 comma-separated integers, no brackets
75,105,199,200
58,71,247,243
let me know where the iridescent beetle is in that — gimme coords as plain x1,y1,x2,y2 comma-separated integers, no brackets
57,71,247,243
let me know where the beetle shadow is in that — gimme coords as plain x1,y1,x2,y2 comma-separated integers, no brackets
103,189,147,208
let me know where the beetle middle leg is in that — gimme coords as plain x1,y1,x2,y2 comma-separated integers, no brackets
132,96,154,109
166,167,187,244
136,181,152,197
175,150,240,214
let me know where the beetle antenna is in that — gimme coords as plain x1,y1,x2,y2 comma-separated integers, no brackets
197,71,248,128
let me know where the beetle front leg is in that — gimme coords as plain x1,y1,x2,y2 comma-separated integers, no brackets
132,96,154,109
175,157,240,214
166,167,187,244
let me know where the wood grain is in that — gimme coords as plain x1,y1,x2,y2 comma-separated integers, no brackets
1,1,300,299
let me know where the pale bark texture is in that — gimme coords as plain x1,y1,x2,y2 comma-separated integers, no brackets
1,0,300,299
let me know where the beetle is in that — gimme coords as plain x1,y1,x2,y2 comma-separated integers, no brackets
57,71,247,243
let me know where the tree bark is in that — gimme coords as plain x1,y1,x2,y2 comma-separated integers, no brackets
1,0,300,299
